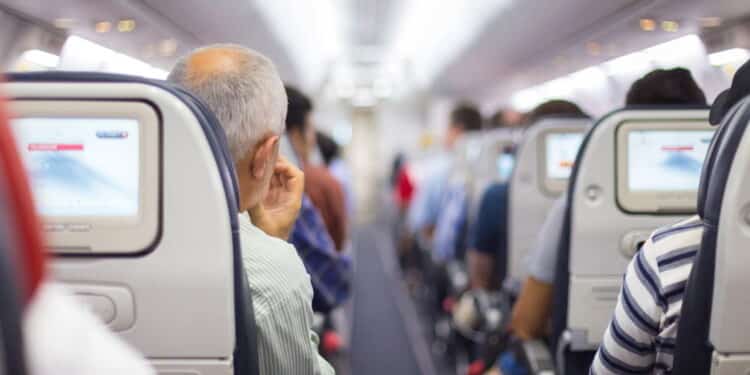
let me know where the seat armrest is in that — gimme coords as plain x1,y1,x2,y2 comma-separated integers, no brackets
518,339,556,375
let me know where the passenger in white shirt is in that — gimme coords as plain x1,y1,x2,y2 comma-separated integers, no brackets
169,45,334,374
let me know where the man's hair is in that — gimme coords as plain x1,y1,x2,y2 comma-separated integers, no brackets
626,68,707,106
285,85,313,133
316,131,339,166
450,103,482,132
167,44,287,162
527,100,588,124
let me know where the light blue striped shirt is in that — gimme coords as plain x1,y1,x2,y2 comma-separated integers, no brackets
239,213,335,375
591,215,703,374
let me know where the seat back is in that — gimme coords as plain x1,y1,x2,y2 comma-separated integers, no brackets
0,94,34,375
469,128,519,217
672,97,750,374
507,118,588,287
552,107,711,372
4,72,257,375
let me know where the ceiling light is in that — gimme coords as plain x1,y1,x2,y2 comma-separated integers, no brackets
640,18,656,31
699,17,722,28
94,21,111,33
603,51,651,75
53,18,75,29
661,20,679,32
158,39,178,57
708,48,750,67
18,49,60,68
586,42,602,56
387,0,513,88
117,19,136,32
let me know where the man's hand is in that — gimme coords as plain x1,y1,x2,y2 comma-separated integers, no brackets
249,157,304,240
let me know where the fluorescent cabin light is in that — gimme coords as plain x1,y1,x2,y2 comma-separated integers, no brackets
387,0,512,88
59,35,168,79
709,48,750,67
20,50,60,68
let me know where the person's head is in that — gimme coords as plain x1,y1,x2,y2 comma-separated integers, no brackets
168,44,287,210
711,60,750,125
316,131,340,166
285,85,316,164
446,103,482,148
489,109,524,129
626,68,707,106
526,100,588,124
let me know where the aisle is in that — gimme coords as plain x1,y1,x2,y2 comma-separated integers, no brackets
348,223,437,375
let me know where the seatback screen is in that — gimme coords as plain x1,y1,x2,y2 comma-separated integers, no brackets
11,118,140,217
627,130,713,191
545,133,584,179
497,153,515,181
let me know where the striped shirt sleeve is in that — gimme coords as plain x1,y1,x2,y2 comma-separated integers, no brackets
590,248,664,374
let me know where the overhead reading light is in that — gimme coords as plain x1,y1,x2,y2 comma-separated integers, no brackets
53,18,75,29
117,19,136,32
661,20,679,32
699,17,722,28
640,18,656,31
95,21,111,33
708,48,750,67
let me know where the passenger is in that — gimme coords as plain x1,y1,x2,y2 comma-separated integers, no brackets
488,109,524,129
467,100,587,292
589,67,740,374
317,131,356,219
168,45,334,374
406,103,482,244
284,85,352,311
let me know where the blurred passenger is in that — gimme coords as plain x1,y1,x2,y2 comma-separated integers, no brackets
168,45,334,374
467,100,587,292
285,85,352,309
317,131,355,219
590,67,728,374
406,103,482,245
488,109,524,129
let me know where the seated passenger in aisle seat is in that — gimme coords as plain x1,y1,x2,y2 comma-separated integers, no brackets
406,104,482,247
286,86,348,251
467,101,588,292
590,66,748,374
168,44,334,375
285,86,352,313
317,131,356,220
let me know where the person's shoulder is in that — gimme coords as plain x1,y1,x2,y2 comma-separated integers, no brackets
638,215,703,273
238,215,312,317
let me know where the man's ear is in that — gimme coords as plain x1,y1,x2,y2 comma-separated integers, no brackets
250,135,279,179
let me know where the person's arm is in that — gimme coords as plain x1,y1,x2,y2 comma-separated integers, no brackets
590,249,663,374
291,198,352,313
326,176,348,251
249,157,304,240
509,276,554,340
254,281,335,375
467,184,506,290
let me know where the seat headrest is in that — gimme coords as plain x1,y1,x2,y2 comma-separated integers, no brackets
710,59,750,125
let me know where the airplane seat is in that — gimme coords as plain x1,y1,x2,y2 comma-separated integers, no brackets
468,129,517,231
672,97,750,374
0,93,37,375
546,107,711,374
4,72,259,375
507,117,589,293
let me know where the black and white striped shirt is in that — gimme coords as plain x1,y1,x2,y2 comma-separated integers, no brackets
591,216,703,374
